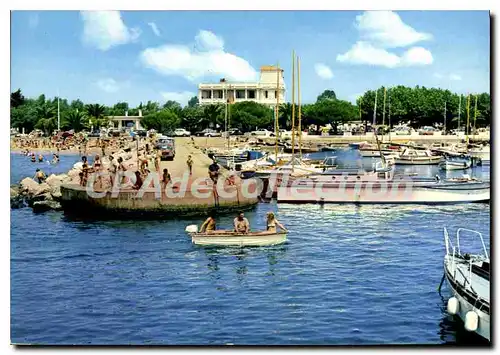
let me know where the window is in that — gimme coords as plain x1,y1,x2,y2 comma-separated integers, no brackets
236,90,246,99
265,91,268,99
213,90,223,99
201,90,212,99
247,90,255,99
275,90,278,98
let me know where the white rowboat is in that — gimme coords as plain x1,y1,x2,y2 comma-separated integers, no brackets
187,230,287,247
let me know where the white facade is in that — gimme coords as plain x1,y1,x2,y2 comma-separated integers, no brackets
198,66,286,107
109,110,144,130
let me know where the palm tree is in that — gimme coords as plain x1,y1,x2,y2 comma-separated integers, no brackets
203,104,222,129
279,103,293,130
64,110,87,132
85,103,106,130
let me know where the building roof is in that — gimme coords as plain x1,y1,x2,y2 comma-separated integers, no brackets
260,65,284,72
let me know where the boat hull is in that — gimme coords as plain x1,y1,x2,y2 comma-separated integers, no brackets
439,160,471,171
395,157,441,165
444,258,490,342
277,181,490,204
190,231,287,247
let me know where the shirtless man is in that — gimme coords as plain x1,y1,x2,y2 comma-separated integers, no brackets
233,211,250,233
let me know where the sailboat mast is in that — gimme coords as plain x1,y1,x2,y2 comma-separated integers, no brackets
297,55,302,161
372,89,378,126
473,95,478,137
444,101,447,133
57,95,60,132
291,50,296,172
382,87,386,127
56,89,61,132
458,95,462,131
466,94,470,144
224,84,228,149
275,63,280,162
388,88,391,142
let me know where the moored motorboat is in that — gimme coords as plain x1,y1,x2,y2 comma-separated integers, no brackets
442,228,490,342
185,226,287,247
395,148,441,165
439,156,472,171
276,163,490,204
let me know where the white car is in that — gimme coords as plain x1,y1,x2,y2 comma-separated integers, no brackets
250,129,272,137
174,128,191,137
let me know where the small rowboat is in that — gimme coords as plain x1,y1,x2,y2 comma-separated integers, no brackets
186,229,287,247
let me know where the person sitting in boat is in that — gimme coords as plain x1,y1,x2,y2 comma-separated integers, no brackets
34,168,46,184
200,214,216,233
266,212,287,233
208,159,220,183
234,211,250,233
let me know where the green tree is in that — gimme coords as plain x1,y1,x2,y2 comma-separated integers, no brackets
11,89,25,108
230,101,273,131
316,90,337,102
181,106,204,132
188,96,199,107
203,104,223,129
63,110,87,132
141,109,181,133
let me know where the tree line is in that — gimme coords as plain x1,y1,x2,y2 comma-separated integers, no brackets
10,86,490,136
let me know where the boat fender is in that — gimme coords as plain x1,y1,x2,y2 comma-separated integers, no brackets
464,311,479,332
185,225,199,233
447,297,459,315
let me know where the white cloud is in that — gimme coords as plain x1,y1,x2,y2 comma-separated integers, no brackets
449,73,462,81
356,11,432,48
337,42,433,68
80,11,141,51
96,78,121,93
160,91,196,106
337,41,401,68
314,63,334,79
195,30,224,51
140,30,257,82
28,13,39,29
148,22,160,37
400,47,433,66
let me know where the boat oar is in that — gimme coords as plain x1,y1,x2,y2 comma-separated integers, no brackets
437,272,446,294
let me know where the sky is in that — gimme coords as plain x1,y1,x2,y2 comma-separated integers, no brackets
11,10,490,107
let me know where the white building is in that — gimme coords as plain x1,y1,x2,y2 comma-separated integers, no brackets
198,65,286,107
108,110,144,130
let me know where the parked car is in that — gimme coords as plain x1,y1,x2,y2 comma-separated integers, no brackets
195,128,220,137
174,128,191,137
250,129,272,137
156,136,176,161
203,129,221,137
419,126,436,135
88,130,101,138
135,129,148,137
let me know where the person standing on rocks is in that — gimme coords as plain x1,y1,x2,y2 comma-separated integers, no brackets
34,169,47,184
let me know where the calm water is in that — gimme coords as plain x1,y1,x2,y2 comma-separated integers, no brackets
10,151,490,345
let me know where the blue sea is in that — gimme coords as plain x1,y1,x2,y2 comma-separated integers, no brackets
10,150,490,345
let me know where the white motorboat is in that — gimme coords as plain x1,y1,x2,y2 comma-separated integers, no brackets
442,228,490,342
439,156,472,171
358,142,400,158
395,148,442,165
468,144,490,161
276,162,490,204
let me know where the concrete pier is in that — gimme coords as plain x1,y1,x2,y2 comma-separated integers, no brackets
60,138,260,218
